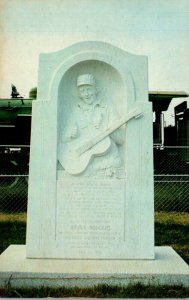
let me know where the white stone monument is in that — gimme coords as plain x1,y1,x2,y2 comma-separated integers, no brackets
26,41,154,259
0,41,188,288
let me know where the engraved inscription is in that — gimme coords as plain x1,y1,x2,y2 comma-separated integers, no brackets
56,179,125,258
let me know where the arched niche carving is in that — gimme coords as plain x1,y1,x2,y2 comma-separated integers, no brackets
57,60,128,178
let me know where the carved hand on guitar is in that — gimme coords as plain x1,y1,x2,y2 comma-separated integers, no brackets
70,125,78,139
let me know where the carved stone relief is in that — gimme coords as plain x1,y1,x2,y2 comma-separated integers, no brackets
58,71,126,178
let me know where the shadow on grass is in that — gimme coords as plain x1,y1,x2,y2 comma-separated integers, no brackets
0,221,26,254
155,223,189,264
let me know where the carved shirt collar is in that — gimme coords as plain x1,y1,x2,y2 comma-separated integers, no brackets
78,99,105,112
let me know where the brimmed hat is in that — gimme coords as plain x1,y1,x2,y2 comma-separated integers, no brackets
77,74,95,87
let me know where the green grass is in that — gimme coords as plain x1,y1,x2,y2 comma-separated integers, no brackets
1,283,189,298
0,212,27,222
0,212,189,297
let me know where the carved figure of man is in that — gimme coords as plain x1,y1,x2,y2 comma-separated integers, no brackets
58,74,125,177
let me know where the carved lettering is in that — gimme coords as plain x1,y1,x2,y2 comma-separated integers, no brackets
56,179,125,258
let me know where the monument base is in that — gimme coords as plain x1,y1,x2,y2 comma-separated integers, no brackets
0,245,188,288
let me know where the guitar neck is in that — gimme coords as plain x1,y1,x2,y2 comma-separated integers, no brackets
76,108,142,156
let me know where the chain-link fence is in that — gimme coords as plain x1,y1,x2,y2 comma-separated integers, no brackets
154,146,189,212
0,146,188,213
0,146,29,213
154,175,189,212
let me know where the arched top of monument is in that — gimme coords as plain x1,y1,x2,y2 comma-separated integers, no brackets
40,41,146,61
37,41,148,104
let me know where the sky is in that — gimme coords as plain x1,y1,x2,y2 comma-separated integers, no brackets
0,0,189,124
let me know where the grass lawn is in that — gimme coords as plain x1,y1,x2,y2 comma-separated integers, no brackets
0,211,189,298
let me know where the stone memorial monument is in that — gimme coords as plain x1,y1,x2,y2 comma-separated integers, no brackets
0,41,188,288
26,41,154,259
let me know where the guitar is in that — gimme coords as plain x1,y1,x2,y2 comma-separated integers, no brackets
58,108,142,175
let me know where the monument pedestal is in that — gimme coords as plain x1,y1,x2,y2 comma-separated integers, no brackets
0,245,188,288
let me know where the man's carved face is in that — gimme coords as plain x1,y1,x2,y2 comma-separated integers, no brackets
78,85,97,105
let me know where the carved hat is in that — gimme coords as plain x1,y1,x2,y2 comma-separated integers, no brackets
77,74,95,87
